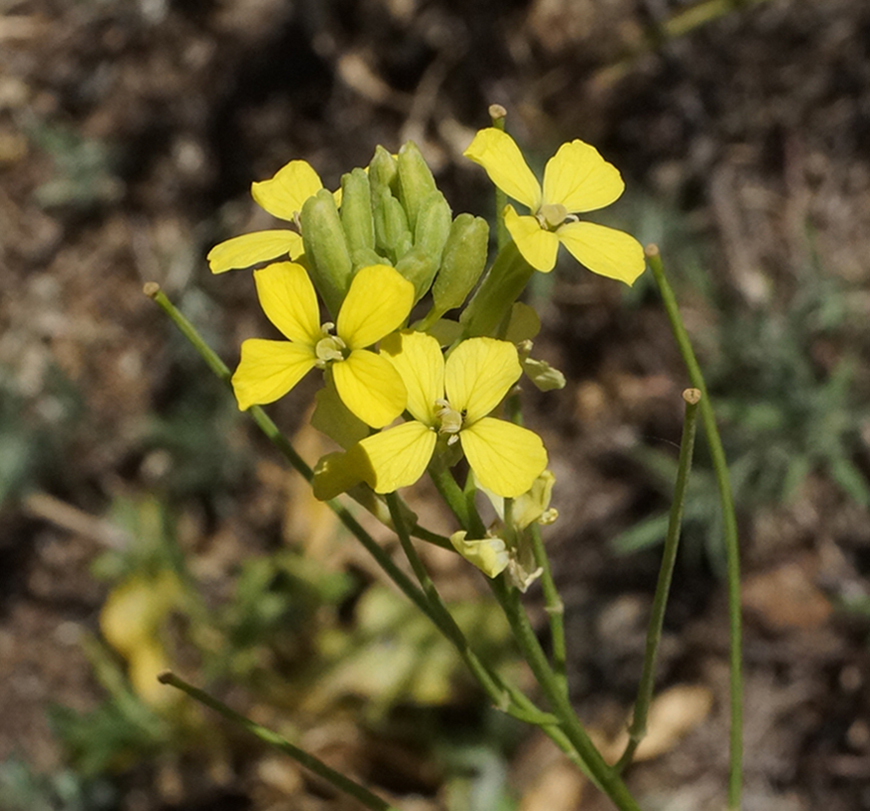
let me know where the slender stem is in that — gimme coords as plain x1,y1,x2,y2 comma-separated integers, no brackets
489,103,509,252
157,671,398,811
505,389,567,697
491,580,642,811
145,285,561,729
646,246,743,810
616,388,701,772
528,523,567,696
385,493,558,726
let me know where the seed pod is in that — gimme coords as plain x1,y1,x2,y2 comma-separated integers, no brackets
300,188,353,318
432,214,489,315
413,190,452,267
340,168,375,259
396,141,437,232
395,246,437,302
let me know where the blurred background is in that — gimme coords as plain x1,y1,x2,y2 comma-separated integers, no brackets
2,0,870,809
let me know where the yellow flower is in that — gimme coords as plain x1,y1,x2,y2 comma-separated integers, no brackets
357,331,548,497
207,160,324,274
464,128,645,283
232,262,413,428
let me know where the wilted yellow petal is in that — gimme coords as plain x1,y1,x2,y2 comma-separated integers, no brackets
333,349,407,428
464,129,542,211
450,531,510,578
557,221,646,286
542,140,625,213
380,331,443,425
504,205,560,273
207,230,303,273
251,159,324,220
445,338,521,425
359,420,437,493
460,417,547,498
336,265,415,349
253,262,322,345
232,339,316,410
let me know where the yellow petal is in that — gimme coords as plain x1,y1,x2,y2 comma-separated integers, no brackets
445,338,521,425
333,349,407,428
253,262,322,345
358,421,437,493
207,230,303,273
504,205,560,273
450,531,510,579
556,221,646,286
542,140,625,213
232,338,316,410
463,129,542,211
336,265,415,349
251,159,324,220
380,331,443,425
460,417,547,498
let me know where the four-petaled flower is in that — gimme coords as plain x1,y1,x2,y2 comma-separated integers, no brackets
232,262,413,428
464,128,645,284
357,331,548,497
207,160,324,274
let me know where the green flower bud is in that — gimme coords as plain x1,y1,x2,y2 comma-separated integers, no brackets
413,190,452,266
300,188,353,318
432,214,489,316
373,186,412,264
351,247,389,271
340,168,375,259
396,141,437,232
395,246,437,302
368,145,398,195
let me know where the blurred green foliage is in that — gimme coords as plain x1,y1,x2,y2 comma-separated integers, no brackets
0,366,83,508
0,758,117,811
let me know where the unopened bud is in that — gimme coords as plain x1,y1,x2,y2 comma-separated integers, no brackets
300,189,353,318
396,141,438,232
433,214,489,316
340,168,375,259
413,190,452,265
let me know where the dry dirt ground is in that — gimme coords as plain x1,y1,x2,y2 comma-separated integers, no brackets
2,1,870,809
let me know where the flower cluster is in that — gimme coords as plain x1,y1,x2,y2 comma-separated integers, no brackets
209,128,645,584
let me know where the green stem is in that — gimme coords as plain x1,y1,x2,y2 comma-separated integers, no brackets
491,580,642,811
646,246,743,810
385,493,558,727
616,388,701,772
489,103,509,251
505,390,567,697
528,523,567,697
157,671,398,811
146,285,563,734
